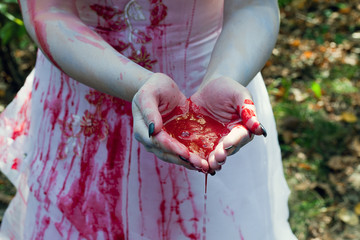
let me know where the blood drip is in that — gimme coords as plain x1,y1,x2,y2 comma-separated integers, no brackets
163,100,231,160
163,100,249,239
163,100,233,240
202,174,208,240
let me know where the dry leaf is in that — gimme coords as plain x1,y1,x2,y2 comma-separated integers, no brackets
348,172,360,190
298,163,312,170
349,137,360,157
327,156,340,168
355,203,360,216
265,60,272,67
302,50,314,59
341,112,358,123
327,156,357,170
291,0,307,9
290,88,308,102
0,83,7,98
337,208,359,226
294,180,315,191
339,6,351,14
290,39,301,47
274,86,286,98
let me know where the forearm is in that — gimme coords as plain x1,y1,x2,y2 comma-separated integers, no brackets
202,0,280,87
21,0,151,102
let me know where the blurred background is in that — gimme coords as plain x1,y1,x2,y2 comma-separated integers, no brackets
0,0,359,239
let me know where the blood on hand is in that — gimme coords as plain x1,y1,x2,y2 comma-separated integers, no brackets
162,100,233,160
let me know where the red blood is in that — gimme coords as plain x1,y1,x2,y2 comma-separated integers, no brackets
11,158,19,170
244,99,254,105
163,100,231,159
241,108,255,125
250,122,260,134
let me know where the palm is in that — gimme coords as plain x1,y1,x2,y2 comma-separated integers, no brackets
132,73,208,171
190,77,264,171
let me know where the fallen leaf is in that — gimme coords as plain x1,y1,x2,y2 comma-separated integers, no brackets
0,83,7,98
265,60,272,67
291,0,307,9
349,137,360,157
355,203,360,216
341,112,358,123
348,172,360,190
339,6,351,14
343,53,358,66
290,39,301,47
294,180,316,191
298,162,312,170
337,208,359,226
303,50,314,59
327,156,357,170
290,87,308,102
0,104,5,113
274,86,286,98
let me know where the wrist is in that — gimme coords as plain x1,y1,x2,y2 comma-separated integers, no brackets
199,74,248,92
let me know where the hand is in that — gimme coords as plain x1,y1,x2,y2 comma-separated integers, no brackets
132,73,208,171
190,77,267,171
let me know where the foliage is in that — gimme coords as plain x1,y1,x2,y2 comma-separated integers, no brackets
278,0,293,8
0,0,36,100
0,0,30,48
263,0,360,238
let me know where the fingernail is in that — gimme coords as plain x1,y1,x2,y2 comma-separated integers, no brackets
179,155,189,163
224,146,233,150
148,122,155,137
217,160,225,166
260,123,267,137
210,171,216,176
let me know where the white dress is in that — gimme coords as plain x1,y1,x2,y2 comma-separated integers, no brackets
0,0,296,239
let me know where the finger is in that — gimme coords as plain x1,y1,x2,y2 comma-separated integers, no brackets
208,142,226,171
146,147,196,170
238,98,267,136
152,131,190,158
132,103,154,147
133,89,163,136
188,152,209,173
222,124,253,154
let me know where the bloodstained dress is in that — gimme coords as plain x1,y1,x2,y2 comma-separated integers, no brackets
0,0,296,239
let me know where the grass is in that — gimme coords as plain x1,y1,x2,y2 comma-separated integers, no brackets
266,60,360,238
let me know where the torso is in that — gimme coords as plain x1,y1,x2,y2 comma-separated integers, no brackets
76,0,224,96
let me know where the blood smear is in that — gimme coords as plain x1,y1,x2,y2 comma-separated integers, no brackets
202,174,208,240
162,100,231,160
163,100,245,240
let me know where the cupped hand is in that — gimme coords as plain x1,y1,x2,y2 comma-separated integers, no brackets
190,77,267,171
132,73,208,171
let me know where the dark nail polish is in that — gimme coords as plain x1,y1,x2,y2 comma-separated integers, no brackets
148,122,155,137
179,155,189,163
210,171,216,176
260,123,267,137
224,146,233,150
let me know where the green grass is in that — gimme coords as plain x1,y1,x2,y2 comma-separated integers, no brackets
268,61,360,238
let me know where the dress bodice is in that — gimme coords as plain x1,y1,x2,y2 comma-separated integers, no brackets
75,0,224,96
76,0,223,45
